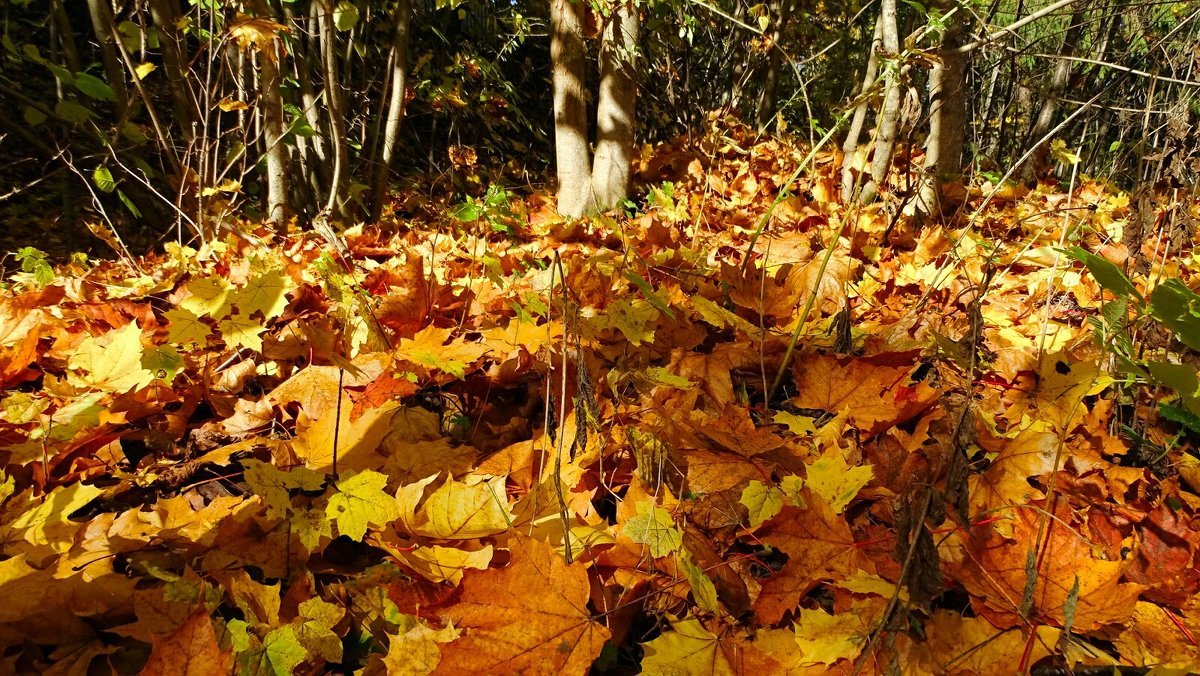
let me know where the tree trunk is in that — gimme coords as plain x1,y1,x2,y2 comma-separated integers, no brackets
148,0,196,138
591,0,639,212
755,0,792,132
862,0,901,203
1019,7,1086,184
550,0,593,217
371,0,413,222
49,0,81,74
319,0,350,217
914,0,969,215
250,0,289,225
841,19,883,203
85,0,129,119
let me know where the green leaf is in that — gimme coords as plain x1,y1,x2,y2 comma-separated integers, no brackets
623,270,676,320
54,100,92,125
22,106,46,127
326,470,400,541
624,500,682,557
681,556,720,613
239,625,307,676
1150,279,1200,352
1146,360,1200,416
121,122,148,144
93,166,117,193
639,366,694,389
73,72,116,101
141,344,183,383
117,190,142,218
16,246,53,287
451,200,482,222
1067,247,1143,303
1160,403,1200,434
334,1,360,30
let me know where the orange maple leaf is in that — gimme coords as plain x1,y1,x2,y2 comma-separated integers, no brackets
434,534,610,674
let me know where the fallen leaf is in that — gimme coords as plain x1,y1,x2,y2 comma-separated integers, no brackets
434,534,610,674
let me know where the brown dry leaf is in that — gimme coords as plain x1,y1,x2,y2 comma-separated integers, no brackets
375,254,429,338
723,260,805,320
1125,502,1200,607
433,534,610,674
140,607,232,675
697,403,786,456
0,305,42,388
754,497,861,624
789,354,939,437
228,14,287,58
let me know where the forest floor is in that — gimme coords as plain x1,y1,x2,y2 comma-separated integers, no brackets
1,117,1198,674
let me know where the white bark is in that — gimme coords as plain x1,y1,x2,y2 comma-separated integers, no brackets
841,20,884,203
915,1,968,215
591,1,640,211
372,0,413,221
551,0,592,217
864,0,901,203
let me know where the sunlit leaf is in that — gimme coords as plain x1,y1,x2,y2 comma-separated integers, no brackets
326,470,400,541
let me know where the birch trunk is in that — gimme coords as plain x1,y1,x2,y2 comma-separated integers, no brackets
863,0,901,203
915,0,968,215
841,20,883,203
85,0,129,119
371,0,413,222
550,0,593,217
591,0,640,212
251,0,289,225
1020,7,1086,184
319,0,350,216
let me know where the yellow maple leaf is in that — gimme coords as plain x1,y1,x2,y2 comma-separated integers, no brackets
805,445,873,514
640,615,736,676
411,475,512,539
792,606,867,666
229,265,294,321
382,615,459,674
179,275,232,319
67,321,155,393
163,307,212,347
394,325,490,378
13,482,103,551
217,313,267,353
